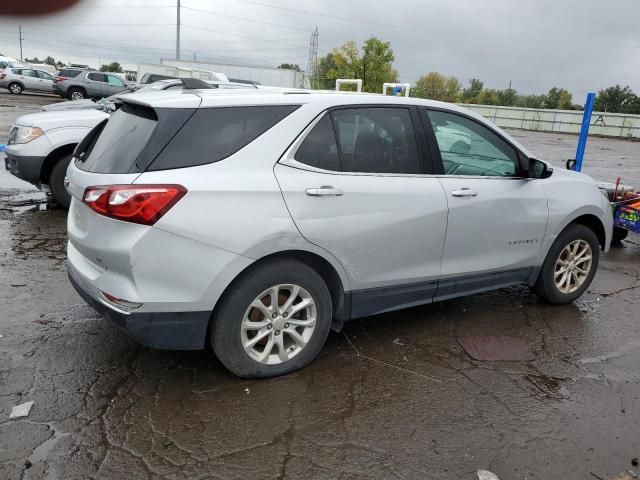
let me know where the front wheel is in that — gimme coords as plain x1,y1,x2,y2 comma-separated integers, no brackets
533,224,600,304
48,155,72,209
211,259,332,378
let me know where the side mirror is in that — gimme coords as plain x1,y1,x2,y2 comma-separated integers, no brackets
529,158,553,179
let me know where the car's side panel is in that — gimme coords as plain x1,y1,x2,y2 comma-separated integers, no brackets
275,163,449,290
539,170,613,257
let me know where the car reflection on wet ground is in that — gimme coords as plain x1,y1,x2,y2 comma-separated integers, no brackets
1,92,639,480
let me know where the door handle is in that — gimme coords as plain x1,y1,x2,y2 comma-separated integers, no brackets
305,186,343,197
451,188,478,197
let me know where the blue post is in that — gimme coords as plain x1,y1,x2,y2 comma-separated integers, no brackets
574,92,596,172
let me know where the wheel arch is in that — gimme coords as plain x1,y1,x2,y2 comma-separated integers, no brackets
208,249,350,343
570,214,607,250
40,143,76,185
8,80,24,90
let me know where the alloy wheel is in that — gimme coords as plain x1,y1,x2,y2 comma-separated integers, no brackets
241,284,317,365
71,91,84,100
554,239,593,294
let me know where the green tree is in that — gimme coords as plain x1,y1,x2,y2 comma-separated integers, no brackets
360,37,396,93
100,62,123,73
594,85,640,114
314,52,338,89
56,60,65,69
315,37,397,92
44,56,56,66
412,72,461,102
514,94,546,109
544,87,572,109
497,88,517,106
461,78,484,103
24,56,41,63
476,88,499,105
278,63,300,71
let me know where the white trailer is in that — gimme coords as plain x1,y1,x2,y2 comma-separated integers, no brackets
136,63,229,85
160,59,309,88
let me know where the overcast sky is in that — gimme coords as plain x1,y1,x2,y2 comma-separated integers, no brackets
1,0,639,100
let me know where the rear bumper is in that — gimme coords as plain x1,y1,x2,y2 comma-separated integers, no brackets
68,265,210,350
4,151,45,186
52,84,66,96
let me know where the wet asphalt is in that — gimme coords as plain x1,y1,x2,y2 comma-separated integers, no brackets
1,91,639,480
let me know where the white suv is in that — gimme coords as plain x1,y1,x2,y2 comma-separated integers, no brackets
66,90,613,378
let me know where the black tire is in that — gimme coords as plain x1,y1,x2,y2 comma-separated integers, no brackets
8,82,23,94
533,224,600,304
612,226,629,245
48,155,72,209
211,259,332,378
67,87,85,100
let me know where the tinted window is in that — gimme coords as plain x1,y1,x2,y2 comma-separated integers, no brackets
87,72,108,82
58,69,81,78
427,110,519,177
107,75,125,86
36,70,52,80
11,68,22,74
77,104,157,173
295,115,340,171
149,105,299,171
21,69,37,77
331,108,421,174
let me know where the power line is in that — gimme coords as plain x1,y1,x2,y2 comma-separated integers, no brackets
180,4,310,33
182,23,307,50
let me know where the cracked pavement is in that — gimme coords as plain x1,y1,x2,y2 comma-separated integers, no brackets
1,92,640,479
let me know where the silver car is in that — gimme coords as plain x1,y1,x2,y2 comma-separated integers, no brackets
0,67,54,94
66,90,613,378
53,70,131,100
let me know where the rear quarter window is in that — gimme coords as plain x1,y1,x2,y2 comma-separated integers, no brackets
148,105,299,171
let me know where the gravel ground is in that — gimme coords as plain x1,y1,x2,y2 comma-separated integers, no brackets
1,91,639,480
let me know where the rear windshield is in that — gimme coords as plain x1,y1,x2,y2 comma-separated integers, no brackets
58,69,82,78
77,104,157,173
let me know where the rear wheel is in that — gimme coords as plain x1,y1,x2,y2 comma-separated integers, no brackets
211,259,332,378
48,155,72,209
8,82,22,94
533,224,600,304
68,88,85,100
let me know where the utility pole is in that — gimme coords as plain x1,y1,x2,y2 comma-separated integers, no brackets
18,25,23,60
176,0,181,60
193,51,197,62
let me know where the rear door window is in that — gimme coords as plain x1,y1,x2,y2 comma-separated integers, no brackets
76,104,157,173
87,72,108,83
58,69,81,78
36,70,52,80
148,105,299,171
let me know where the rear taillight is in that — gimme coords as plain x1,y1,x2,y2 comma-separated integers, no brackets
54,76,65,83
0,74,6,80
82,184,187,226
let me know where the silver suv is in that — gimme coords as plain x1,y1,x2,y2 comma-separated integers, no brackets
53,69,130,100
66,90,613,378
0,67,54,94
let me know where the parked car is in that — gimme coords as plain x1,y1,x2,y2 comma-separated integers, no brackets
65,91,613,378
42,78,215,112
53,69,131,100
0,67,55,94
4,109,109,207
4,79,215,207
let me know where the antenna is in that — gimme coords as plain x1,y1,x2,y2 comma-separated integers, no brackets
306,27,318,89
